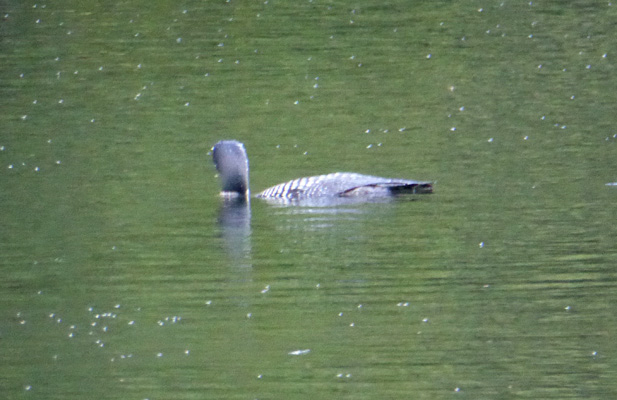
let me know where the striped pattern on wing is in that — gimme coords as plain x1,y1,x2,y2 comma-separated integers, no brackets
256,172,431,200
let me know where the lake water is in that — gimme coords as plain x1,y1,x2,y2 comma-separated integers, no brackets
2,1,617,399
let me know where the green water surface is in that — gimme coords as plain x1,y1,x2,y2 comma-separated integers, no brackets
2,1,617,399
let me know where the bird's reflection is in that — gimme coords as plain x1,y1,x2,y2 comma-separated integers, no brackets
216,194,422,263
217,197,252,265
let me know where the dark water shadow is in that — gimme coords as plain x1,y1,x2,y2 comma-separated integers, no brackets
217,197,252,266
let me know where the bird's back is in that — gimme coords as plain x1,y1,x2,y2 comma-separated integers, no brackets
257,172,432,200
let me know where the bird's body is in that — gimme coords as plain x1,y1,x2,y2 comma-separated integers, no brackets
257,172,431,199
212,140,432,204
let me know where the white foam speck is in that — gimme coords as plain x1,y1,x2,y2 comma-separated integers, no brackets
288,349,311,356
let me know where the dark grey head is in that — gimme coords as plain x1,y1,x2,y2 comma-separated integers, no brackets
212,140,250,198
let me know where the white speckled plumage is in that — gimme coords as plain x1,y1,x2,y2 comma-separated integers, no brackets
256,172,430,200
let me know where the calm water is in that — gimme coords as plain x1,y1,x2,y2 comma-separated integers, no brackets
2,1,617,399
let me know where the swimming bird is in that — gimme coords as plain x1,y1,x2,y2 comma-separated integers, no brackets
212,140,432,204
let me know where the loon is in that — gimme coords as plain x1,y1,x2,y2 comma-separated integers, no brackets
212,140,432,203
